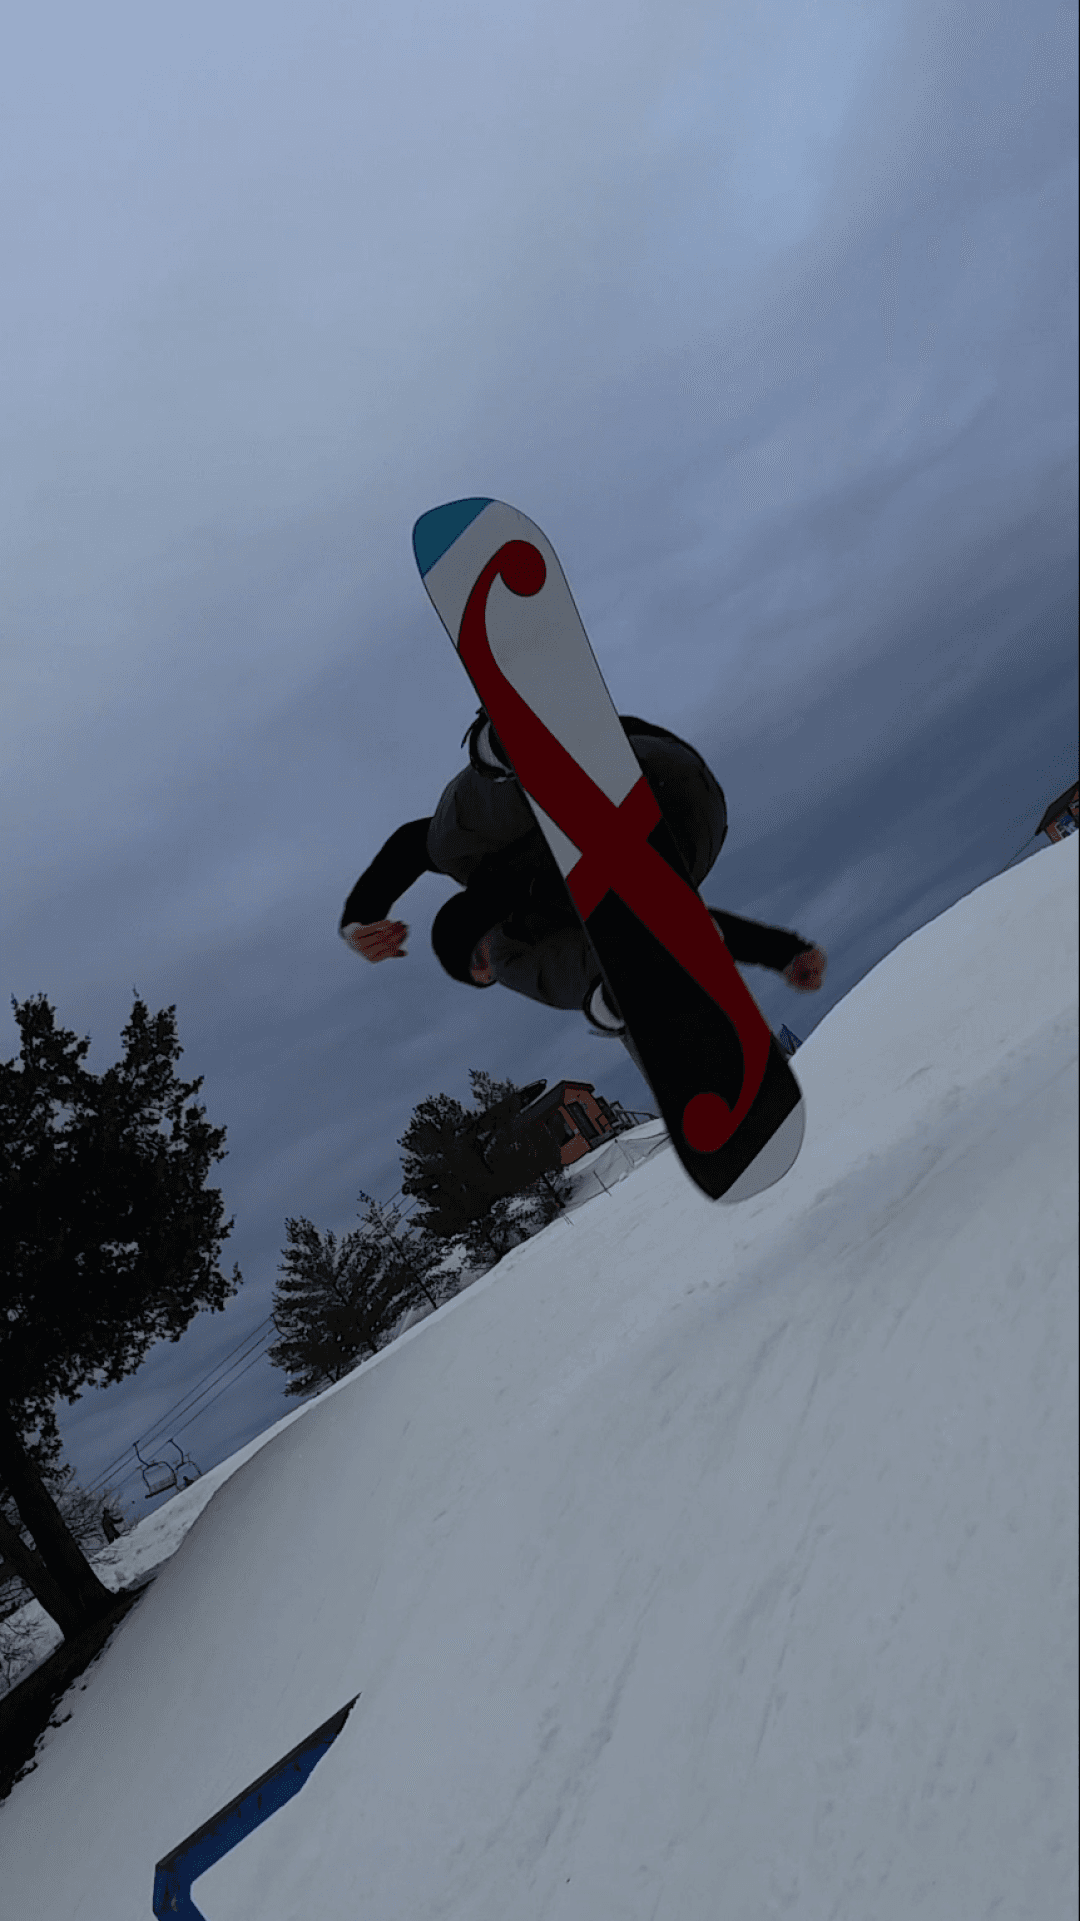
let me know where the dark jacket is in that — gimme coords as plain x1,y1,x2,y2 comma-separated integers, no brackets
341,719,814,983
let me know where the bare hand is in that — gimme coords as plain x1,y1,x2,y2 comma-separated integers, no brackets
469,931,496,984
783,945,827,991
341,919,408,962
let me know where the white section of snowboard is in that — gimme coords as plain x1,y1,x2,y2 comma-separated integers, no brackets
421,501,643,880
718,1093,805,1202
523,797,581,880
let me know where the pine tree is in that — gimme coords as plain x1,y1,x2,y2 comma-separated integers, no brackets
469,1071,571,1222
398,1071,570,1266
267,1201,431,1398
0,992,241,1639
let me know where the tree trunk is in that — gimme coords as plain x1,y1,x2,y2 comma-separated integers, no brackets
480,1217,504,1259
0,1406,116,1637
539,1169,566,1210
373,1208,439,1310
0,1504,86,1639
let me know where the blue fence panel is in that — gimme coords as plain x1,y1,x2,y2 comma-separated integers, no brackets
152,1695,359,1918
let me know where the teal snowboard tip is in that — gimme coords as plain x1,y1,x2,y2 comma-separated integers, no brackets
413,499,492,577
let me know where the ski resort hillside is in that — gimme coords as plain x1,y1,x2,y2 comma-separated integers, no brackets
2,836,1077,1920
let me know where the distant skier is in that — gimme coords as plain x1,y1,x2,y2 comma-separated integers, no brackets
340,709,826,1044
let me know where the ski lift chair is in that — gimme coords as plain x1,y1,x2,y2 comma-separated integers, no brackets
134,1438,203,1500
158,1444,202,1483
134,1440,178,1499
163,1437,202,1488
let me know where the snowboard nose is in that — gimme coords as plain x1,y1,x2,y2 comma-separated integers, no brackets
412,499,492,577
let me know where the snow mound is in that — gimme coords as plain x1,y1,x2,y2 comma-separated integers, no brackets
2,837,1076,1921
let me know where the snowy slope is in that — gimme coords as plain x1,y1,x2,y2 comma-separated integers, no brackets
2,838,1076,1921
0,1122,670,1696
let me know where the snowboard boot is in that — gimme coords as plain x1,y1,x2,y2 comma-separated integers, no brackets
583,977,627,1037
463,707,514,780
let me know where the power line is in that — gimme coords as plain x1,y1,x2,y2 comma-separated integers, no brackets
84,1316,275,1490
84,1314,278,1496
84,1192,435,1508
168,1341,280,1444
91,1328,284,1507
83,1202,424,1500
992,830,1042,877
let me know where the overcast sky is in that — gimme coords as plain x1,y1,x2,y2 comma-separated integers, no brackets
3,0,1076,1518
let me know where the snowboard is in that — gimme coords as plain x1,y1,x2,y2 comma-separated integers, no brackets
412,497,805,1203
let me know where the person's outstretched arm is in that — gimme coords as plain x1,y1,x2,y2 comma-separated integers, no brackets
340,818,435,962
710,908,827,990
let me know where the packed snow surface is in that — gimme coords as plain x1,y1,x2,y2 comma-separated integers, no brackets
2,837,1076,1920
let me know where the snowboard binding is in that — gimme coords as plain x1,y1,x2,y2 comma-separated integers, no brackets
462,705,514,780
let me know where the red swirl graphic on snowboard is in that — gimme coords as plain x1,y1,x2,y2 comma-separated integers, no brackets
458,540,770,1154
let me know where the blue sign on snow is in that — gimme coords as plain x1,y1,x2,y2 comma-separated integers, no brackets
152,1695,359,1918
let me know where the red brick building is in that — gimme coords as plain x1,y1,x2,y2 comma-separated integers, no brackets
510,1079,629,1168
1037,781,1079,844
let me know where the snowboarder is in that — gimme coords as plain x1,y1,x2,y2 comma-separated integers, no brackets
340,708,826,1055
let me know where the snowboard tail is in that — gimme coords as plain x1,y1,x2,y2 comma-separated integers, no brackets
413,498,805,1202
586,887,804,1198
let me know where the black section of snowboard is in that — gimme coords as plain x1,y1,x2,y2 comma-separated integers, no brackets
582,812,802,1200
585,889,801,1199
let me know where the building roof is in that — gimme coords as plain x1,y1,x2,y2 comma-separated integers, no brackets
1037,781,1079,835
512,1080,596,1130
